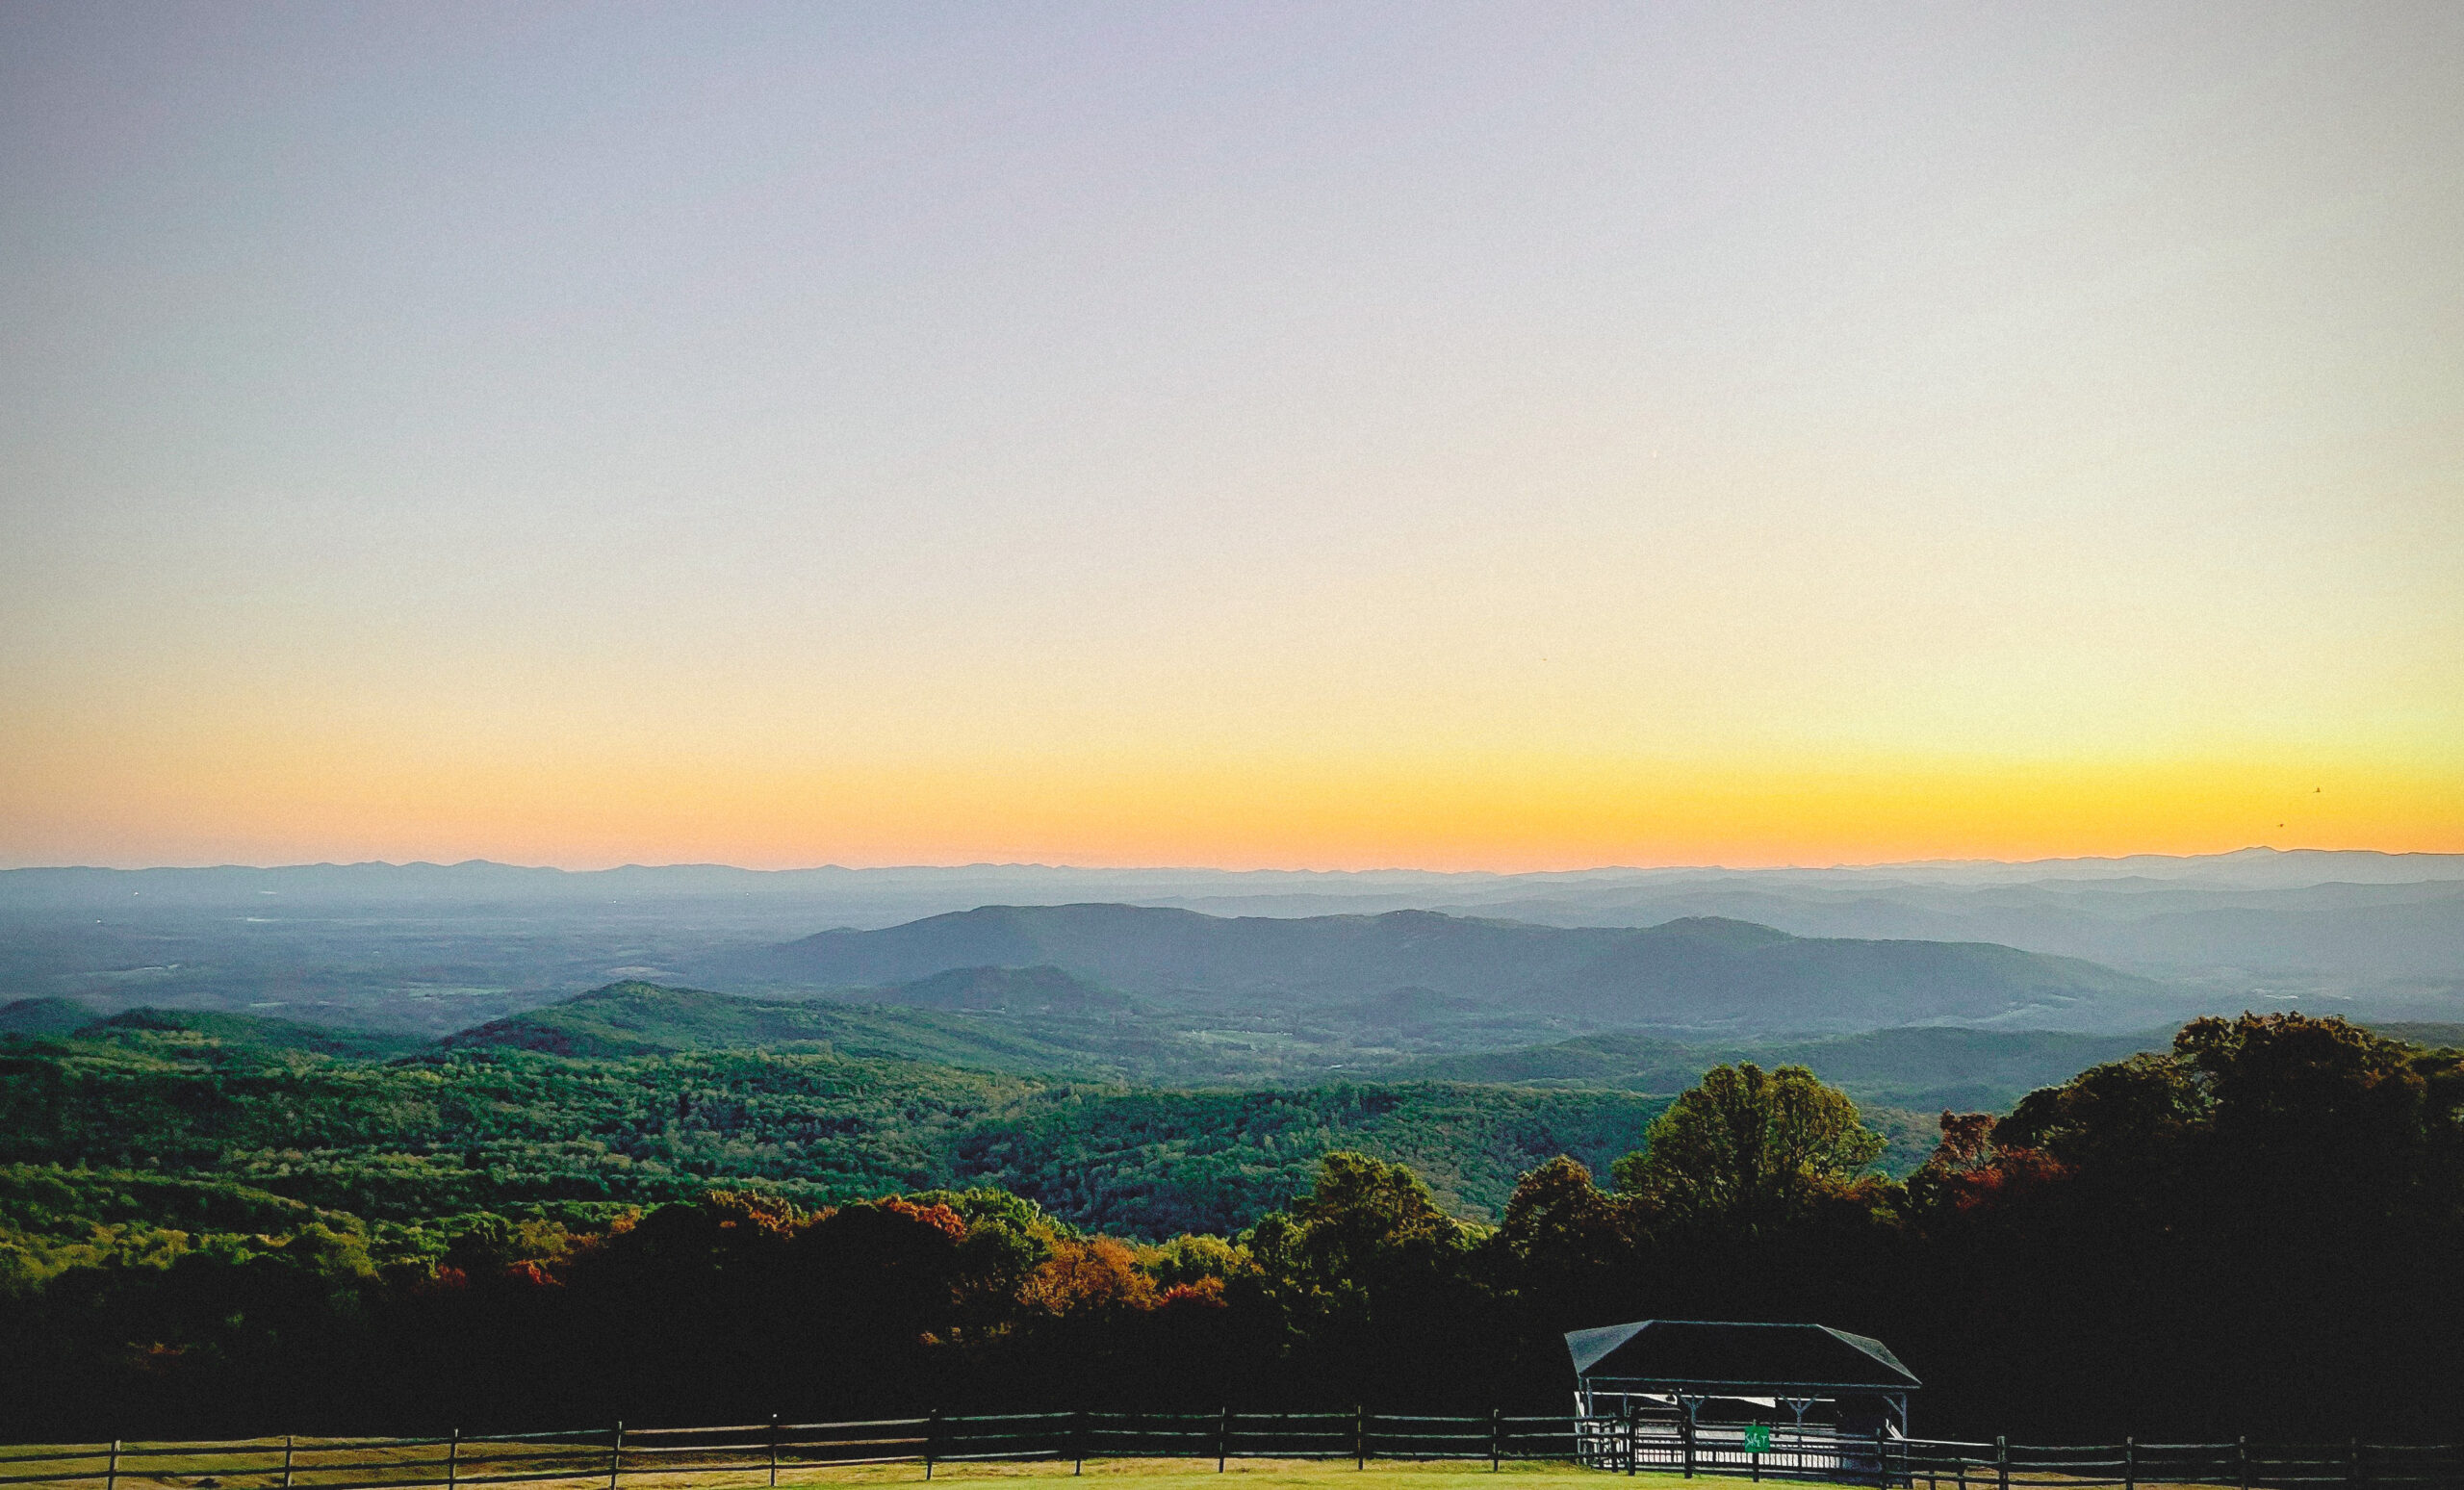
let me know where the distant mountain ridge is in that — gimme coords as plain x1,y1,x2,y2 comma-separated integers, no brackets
722,904,2181,1037
7,845,2455,901
10,849,2449,1040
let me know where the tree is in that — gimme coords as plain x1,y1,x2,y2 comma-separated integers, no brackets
1244,1151,1486,1401
1251,1150,1477,1293
1020,1235,1158,1318
1498,1156,1634,1278
1995,1052,2200,1173
1612,1063,1884,1230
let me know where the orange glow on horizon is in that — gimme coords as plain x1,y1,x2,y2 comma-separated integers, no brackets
7,720,2456,870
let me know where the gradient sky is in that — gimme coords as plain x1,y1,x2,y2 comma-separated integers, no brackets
4,2,2460,871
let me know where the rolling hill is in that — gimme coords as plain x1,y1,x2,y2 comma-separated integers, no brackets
25,977,2357,1237
4,1005,430,1059
0,997,97,1037
441,981,1120,1072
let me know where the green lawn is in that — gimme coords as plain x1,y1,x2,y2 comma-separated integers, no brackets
617,1461,1638,1490
0,1451,2235,1490
0,1451,1650,1490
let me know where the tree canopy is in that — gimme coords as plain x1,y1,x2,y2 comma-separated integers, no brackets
1611,1061,1886,1229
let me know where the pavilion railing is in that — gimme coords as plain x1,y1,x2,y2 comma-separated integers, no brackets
0,1416,2458,1489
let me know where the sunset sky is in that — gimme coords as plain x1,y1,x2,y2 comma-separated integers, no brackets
4,2,2460,870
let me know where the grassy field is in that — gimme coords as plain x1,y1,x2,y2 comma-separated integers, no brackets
0,1447,2262,1490
0,1452,1655,1490
770,1462,1631,1490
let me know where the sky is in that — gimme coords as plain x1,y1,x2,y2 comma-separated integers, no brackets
3,2,2460,871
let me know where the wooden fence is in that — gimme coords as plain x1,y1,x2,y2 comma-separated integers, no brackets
2,1415,2459,1490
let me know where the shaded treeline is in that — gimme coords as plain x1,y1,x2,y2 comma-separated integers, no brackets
4,1015,2461,1445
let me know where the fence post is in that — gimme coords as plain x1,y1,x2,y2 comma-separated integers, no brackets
105,1441,119,1490
608,1422,623,1490
1355,1405,1366,1471
281,1438,294,1490
448,1428,460,1490
2239,1437,2250,1490
1073,1410,1085,1477
925,1410,938,1481
1491,1408,1502,1473
1219,1408,1230,1474
1996,1436,2010,1490
769,1414,780,1489
1627,1403,1639,1477
2352,1439,2363,1490
2125,1437,2135,1490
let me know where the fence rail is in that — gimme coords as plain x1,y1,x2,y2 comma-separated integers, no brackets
2,1416,2459,1490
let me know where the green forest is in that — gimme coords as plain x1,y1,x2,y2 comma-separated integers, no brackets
0,1007,1681,1245
4,1007,2462,1451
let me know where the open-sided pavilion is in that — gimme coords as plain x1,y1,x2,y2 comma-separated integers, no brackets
1566,1319,1921,1441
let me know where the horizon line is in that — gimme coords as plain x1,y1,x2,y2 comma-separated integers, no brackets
7,843,2461,878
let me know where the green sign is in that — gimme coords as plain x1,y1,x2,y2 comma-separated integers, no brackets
1743,1425,1772,1452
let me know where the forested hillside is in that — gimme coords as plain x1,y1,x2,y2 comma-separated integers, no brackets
0,1004,1670,1237
2,1014,2458,1450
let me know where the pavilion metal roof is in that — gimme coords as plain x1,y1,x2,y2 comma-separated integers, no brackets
1565,1320,1920,1393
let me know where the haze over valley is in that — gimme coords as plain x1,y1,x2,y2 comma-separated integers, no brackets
7,849,2457,1102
